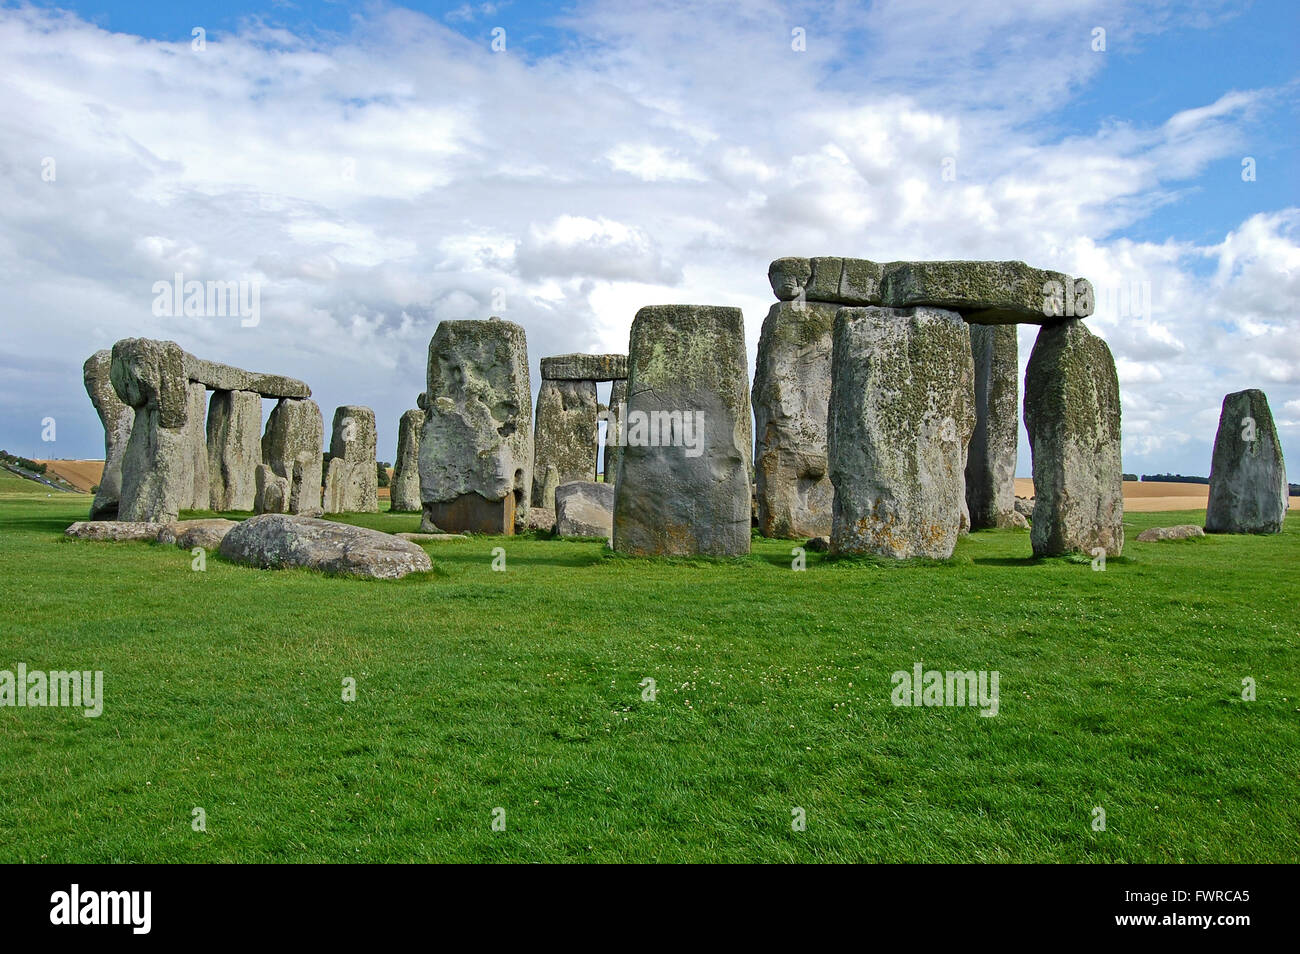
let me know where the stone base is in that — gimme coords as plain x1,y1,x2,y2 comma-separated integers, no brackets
422,492,515,535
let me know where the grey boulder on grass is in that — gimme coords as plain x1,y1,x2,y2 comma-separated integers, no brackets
219,514,432,580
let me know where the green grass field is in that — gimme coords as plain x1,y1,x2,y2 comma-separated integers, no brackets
1,469,1296,862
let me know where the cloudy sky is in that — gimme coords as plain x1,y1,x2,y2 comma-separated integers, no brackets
1,0,1296,478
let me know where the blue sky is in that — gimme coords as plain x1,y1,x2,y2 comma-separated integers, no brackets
1,0,1297,479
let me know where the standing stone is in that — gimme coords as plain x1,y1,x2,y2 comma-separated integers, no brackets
254,463,289,514
613,305,751,557
751,301,839,538
1023,320,1124,556
111,338,193,523
390,408,425,512
555,480,615,539
965,324,1020,529
206,389,262,511
532,379,598,509
83,350,133,520
261,397,323,515
828,307,975,559
290,452,321,514
182,382,210,511
603,378,628,482
419,317,533,534
1205,389,1288,534
322,405,378,513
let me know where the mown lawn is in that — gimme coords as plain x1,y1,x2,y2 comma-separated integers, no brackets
1,471,1296,862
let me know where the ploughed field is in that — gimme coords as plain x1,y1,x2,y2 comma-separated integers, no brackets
1,471,1296,862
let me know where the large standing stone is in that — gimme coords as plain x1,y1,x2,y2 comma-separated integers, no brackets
613,305,751,557
1205,389,1288,534
83,350,134,520
532,379,598,509
206,389,262,511
219,514,432,580
322,405,378,513
419,318,533,534
182,382,210,511
965,324,1020,529
261,397,323,514
1023,320,1124,556
752,301,839,538
555,480,615,539
828,306,975,559
111,338,194,523
603,378,628,482
389,408,425,512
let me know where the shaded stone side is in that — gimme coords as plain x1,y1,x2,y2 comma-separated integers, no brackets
389,408,424,512
1205,389,1288,534
261,397,323,514
532,379,598,509
83,350,133,520
965,324,1020,528
206,389,262,511
112,338,193,523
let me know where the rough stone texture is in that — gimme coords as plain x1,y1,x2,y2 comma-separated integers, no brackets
181,382,211,511
254,463,289,515
206,389,262,511
1138,524,1205,542
1023,320,1124,557
261,397,323,514
290,452,319,514
540,353,628,381
111,338,194,523
184,355,309,398
84,350,134,520
555,480,614,538
828,306,975,559
322,405,378,513
524,507,556,532
965,324,1020,529
613,305,751,557
603,378,628,482
419,318,533,533
1205,389,1288,534
219,514,432,580
532,379,598,509
1006,510,1030,530
158,518,239,549
1014,497,1034,519
389,408,425,512
395,532,471,542
751,301,839,538
64,520,168,542
805,535,830,553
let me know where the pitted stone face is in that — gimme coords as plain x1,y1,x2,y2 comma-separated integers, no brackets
1206,389,1288,535
768,257,812,301
110,338,189,428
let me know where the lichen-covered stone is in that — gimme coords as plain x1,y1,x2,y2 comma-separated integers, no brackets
184,356,309,398
768,257,812,301
219,514,431,580
1023,320,1124,556
111,338,193,523
157,518,239,549
539,353,627,381
261,397,322,514
880,260,1076,325
555,480,614,539
322,405,378,513
206,389,262,511
83,350,133,520
64,520,169,542
828,306,975,559
532,379,598,509
613,305,751,556
389,408,424,512
419,317,533,533
751,301,839,538
965,324,1019,528
1205,389,1288,534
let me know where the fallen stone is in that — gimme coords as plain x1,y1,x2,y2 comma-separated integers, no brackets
394,531,471,542
206,389,262,511
83,350,134,520
555,481,614,538
389,408,425,512
64,520,169,542
158,518,239,550
1137,524,1205,542
539,353,628,381
965,324,1020,528
532,379,598,509
1205,389,1288,534
219,514,432,580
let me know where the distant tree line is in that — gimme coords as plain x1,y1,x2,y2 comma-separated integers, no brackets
0,450,46,474
1140,473,1209,485
1122,473,1137,481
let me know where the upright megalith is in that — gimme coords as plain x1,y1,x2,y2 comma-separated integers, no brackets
613,305,751,557
182,382,211,511
254,463,289,514
1206,389,1288,534
323,405,378,513
532,379,598,509
83,350,133,519
389,408,425,512
206,390,262,511
1023,320,1124,556
419,317,533,534
111,338,194,523
965,324,1020,529
752,300,839,538
603,378,628,482
828,307,975,559
262,397,323,514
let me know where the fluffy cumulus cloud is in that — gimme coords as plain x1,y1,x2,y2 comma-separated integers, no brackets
0,0,1295,480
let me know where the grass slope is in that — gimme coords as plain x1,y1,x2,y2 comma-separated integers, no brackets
1,482,1296,862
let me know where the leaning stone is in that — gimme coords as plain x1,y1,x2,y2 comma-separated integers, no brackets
965,324,1020,528
111,338,193,523
261,397,323,514
613,305,751,556
389,408,425,512
219,514,432,580
555,481,614,538
828,306,975,559
532,379,598,509
206,389,262,511
1205,389,1288,534
64,520,169,542
1023,320,1124,556
539,353,628,381
751,301,839,538
603,378,628,481
83,350,134,520
880,260,1078,325
322,405,378,513
254,463,289,515
1137,524,1205,542
158,518,239,550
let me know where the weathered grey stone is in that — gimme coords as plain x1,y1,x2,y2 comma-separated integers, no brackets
804,535,830,553
1006,510,1030,530
184,355,309,398
880,260,1079,325
83,350,133,520
1205,389,1288,534
828,306,975,559
219,513,432,580
524,507,556,532
532,379,598,509
603,378,628,481
1024,320,1124,557
206,389,262,511
751,301,839,538
540,353,628,381
158,518,239,549
290,452,319,514
322,405,378,513
613,305,751,556
261,397,322,514
64,520,168,542
1138,524,1205,542
112,338,193,523
965,324,1019,528
768,258,812,301
182,382,210,511
419,317,533,533
389,408,425,512
1014,497,1034,519
555,480,614,538
395,531,470,542
254,463,289,515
